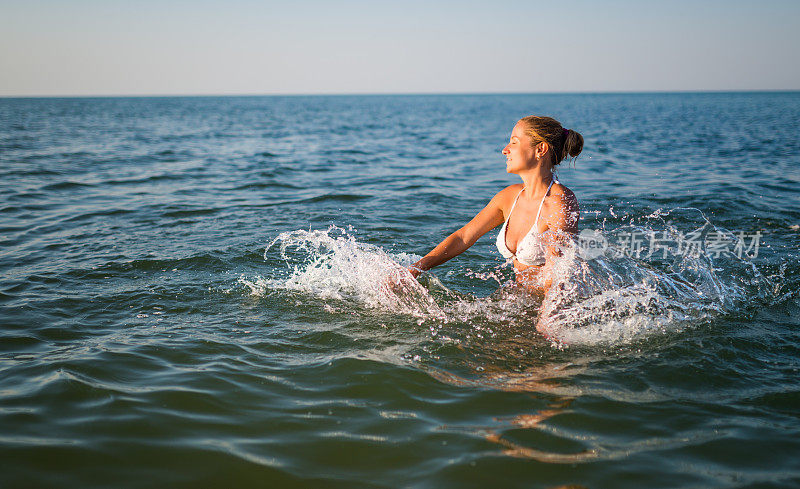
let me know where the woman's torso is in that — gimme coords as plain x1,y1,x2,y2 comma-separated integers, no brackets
496,178,559,270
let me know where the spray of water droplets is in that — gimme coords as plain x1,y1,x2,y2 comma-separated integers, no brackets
242,216,779,346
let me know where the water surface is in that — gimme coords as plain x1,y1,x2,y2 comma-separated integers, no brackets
1,93,799,488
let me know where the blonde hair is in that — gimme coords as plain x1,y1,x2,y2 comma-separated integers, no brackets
519,115,583,166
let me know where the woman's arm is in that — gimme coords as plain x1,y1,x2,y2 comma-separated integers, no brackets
409,186,516,277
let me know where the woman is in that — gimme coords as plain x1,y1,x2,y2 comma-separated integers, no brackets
405,116,583,325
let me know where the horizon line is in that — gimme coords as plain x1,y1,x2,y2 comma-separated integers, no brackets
1,88,799,100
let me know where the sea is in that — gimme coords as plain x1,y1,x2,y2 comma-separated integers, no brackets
1,92,799,488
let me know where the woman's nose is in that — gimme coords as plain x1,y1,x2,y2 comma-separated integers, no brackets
502,146,509,155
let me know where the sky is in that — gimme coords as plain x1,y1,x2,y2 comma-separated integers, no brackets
1,0,799,97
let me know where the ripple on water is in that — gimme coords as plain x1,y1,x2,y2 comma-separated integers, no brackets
2,93,800,488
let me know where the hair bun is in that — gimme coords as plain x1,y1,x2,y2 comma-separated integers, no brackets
563,128,583,160
518,115,583,165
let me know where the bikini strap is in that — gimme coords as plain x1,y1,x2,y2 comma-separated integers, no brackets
534,179,556,227
506,188,525,221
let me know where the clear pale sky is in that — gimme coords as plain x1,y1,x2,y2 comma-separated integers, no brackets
1,0,798,97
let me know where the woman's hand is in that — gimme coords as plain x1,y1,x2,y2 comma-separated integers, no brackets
386,266,417,294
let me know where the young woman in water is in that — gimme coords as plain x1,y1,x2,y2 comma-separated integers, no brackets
405,116,583,309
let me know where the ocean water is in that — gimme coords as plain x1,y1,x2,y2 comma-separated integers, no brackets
1,93,799,488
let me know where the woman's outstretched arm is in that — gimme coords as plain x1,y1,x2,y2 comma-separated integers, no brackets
408,186,516,277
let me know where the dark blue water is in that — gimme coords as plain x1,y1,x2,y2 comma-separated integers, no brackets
1,93,799,488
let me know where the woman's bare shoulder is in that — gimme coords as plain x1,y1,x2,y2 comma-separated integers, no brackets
545,183,580,232
467,184,522,223
492,184,524,212
495,183,524,200
551,183,578,207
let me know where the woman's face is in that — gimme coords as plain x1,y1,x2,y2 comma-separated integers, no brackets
502,122,537,174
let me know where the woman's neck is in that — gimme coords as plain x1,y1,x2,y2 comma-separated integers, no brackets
520,164,554,198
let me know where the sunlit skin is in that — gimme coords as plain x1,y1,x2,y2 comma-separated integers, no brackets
500,123,579,288
396,120,580,334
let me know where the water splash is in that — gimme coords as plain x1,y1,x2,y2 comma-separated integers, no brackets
243,216,779,347
540,208,778,345
240,226,445,318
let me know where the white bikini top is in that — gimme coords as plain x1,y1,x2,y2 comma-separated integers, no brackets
496,178,558,267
